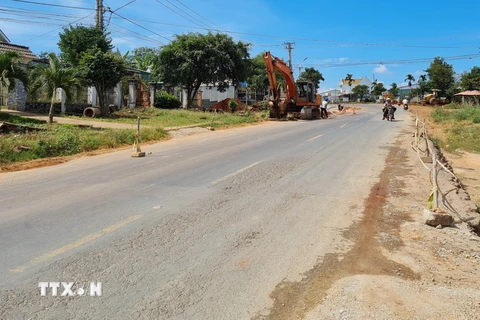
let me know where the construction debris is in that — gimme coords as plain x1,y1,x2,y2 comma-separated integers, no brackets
0,122,46,134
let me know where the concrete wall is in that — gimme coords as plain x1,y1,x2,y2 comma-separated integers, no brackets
6,80,26,111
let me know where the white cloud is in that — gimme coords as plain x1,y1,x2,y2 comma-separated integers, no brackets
373,64,389,74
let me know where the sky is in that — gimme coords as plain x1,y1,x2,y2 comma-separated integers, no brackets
1,0,480,93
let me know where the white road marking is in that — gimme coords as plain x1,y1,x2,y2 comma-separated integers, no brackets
307,134,323,142
9,215,144,273
211,161,263,185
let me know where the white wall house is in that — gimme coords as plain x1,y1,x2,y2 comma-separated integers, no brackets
182,83,236,109
339,76,373,95
318,89,342,102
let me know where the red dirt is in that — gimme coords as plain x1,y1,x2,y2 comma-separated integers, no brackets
208,98,246,112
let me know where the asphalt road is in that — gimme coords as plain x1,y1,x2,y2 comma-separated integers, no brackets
0,104,408,319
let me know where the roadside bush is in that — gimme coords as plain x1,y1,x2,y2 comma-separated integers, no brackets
445,126,480,153
431,106,480,124
35,128,80,157
154,92,181,109
430,108,450,123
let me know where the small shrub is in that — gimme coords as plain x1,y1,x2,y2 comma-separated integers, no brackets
228,99,238,112
154,92,181,109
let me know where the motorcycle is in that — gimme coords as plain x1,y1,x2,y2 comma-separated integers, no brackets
387,106,395,121
403,103,408,110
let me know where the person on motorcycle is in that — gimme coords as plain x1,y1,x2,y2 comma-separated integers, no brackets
402,98,408,110
382,98,396,120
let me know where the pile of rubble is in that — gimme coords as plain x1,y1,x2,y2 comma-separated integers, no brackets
207,98,246,113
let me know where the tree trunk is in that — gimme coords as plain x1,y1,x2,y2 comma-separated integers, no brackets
48,88,56,124
97,85,108,116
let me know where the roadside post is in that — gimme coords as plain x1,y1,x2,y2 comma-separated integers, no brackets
131,116,146,157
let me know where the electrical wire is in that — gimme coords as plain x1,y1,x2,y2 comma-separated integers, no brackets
154,0,210,30
23,13,94,43
175,0,224,31
9,0,95,11
308,53,480,68
110,11,170,43
109,22,165,46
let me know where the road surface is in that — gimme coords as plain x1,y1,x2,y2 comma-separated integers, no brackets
0,104,407,319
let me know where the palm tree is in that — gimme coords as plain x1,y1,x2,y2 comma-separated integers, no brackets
417,74,428,101
345,74,353,101
0,51,29,106
29,52,81,123
371,79,378,100
405,74,415,96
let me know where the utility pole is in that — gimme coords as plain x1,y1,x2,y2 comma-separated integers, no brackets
284,42,295,70
96,0,104,31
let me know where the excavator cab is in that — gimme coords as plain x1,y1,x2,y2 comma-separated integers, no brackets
296,81,315,103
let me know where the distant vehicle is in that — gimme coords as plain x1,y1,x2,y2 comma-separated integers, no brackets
422,89,450,105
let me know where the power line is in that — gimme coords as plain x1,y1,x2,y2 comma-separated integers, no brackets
153,0,210,30
175,0,224,31
110,11,170,43
109,22,165,46
97,16,480,50
24,13,94,43
9,0,95,11
112,0,137,13
163,0,211,29
308,53,480,68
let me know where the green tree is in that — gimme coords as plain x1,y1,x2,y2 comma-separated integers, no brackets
29,52,81,123
245,53,269,94
298,67,324,90
416,74,429,99
424,57,455,97
388,82,399,97
371,81,387,98
78,48,127,115
352,84,369,101
129,47,159,69
58,25,113,66
460,66,480,90
0,51,29,94
159,32,251,109
405,74,415,95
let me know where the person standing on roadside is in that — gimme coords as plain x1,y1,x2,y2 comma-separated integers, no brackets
321,99,328,119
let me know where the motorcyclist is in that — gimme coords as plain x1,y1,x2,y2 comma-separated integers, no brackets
402,98,409,110
382,98,396,120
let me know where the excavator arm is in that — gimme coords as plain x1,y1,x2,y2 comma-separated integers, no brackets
264,51,296,102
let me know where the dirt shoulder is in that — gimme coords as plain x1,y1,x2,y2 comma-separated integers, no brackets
260,114,480,319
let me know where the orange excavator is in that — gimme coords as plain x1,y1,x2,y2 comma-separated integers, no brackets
264,51,322,119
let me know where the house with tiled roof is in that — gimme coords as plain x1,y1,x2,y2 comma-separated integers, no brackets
0,29,39,110
337,76,373,102
0,42,38,63
0,29,10,43
339,76,373,94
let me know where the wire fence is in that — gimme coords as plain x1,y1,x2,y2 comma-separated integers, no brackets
412,112,461,211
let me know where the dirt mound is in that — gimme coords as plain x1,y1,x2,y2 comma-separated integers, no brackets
208,98,246,112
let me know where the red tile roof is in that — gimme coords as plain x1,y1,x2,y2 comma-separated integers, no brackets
0,42,38,60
